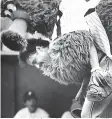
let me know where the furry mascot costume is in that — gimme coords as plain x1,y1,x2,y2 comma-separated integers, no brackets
1,0,61,51
1,0,112,117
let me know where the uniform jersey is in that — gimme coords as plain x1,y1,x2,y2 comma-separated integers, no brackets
14,107,49,118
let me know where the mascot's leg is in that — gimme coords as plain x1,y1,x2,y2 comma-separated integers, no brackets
85,11,112,59
81,92,112,118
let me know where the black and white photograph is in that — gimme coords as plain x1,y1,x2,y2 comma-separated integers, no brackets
1,0,112,118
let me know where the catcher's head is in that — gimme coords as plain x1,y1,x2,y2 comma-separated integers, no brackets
19,33,50,67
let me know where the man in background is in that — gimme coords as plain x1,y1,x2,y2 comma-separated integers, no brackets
14,90,50,118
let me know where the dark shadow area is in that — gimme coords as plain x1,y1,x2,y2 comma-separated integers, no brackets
1,55,78,118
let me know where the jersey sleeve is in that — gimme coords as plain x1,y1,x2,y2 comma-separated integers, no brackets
14,110,24,118
40,109,50,118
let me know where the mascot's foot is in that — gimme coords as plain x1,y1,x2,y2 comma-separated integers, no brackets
87,69,112,101
1,30,27,51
